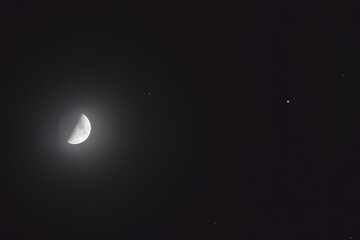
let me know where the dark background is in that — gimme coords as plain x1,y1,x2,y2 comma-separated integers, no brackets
0,0,359,239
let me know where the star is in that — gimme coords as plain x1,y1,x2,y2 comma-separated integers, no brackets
286,100,290,103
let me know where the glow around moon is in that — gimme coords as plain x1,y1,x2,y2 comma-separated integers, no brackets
67,114,91,144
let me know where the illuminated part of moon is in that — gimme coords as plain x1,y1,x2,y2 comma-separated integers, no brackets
68,114,91,144
59,113,91,145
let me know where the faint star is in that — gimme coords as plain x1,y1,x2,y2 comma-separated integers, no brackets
341,74,345,77
148,92,151,95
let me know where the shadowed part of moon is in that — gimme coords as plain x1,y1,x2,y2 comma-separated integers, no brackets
59,112,91,144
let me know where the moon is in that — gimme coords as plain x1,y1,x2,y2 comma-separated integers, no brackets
59,112,91,145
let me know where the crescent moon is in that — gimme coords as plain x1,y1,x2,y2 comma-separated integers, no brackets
60,113,91,145
67,114,91,144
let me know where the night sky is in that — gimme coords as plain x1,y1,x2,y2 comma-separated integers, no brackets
1,1,360,239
